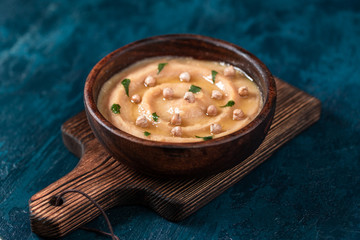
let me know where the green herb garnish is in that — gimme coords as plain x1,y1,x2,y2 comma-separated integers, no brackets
111,104,121,114
157,63,168,74
144,131,151,136
121,78,131,96
220,100,235,108
211,70,218,83
189,85,202,93
196,135,213,141
152,112,159,122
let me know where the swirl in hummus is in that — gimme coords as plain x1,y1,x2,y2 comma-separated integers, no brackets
97,57,263,142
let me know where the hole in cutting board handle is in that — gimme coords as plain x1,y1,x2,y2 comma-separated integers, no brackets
49,195,64,206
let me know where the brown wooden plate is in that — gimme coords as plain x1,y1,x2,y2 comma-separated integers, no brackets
29,78,321,238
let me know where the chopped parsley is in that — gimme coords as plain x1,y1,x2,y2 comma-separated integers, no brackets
195,135,213,141
189,85,201,93
121,78,131,97
144,131,151,136
211,70,218,83
152,112,159,122
157,63,168,74
111,104,121,114
220,100,235,108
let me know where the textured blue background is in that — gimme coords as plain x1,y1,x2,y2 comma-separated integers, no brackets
1,0,360,239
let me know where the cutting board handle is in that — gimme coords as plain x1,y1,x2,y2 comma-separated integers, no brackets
29,134,143,238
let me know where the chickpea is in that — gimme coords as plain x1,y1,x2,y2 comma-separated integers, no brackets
184,92,195,103
224,65,236,77
238,86,249,97
206,105,218,116
211,90,223,100
171,126,182,137
179,72,191,82
233,109,245,120
131,94,141,104
135,115,149,128
144,75,156,87
210,123,222,134
163,87,174,99
170,113,182,125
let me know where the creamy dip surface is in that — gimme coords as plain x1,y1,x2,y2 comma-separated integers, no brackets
97,57,263,142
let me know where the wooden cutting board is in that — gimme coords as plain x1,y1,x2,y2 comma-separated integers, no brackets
29,78,321,238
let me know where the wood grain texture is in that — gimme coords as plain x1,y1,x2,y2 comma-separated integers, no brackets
29,78,321,238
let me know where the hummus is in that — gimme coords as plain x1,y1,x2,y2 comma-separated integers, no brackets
97,57,263,142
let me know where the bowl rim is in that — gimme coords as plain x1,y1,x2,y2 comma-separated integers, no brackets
84,34,276,149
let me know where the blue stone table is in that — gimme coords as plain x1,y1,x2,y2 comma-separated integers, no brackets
1,0,359,239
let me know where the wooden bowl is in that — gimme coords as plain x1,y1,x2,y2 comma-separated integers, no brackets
84,34,276,177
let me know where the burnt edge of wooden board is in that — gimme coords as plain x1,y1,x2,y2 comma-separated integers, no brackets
29,78,321,238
